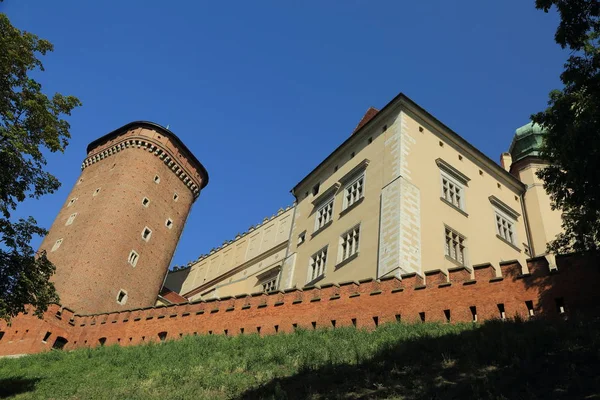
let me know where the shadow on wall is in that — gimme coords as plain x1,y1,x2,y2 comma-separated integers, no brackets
236,318,600,400
0,378,40,399
507,253,600,318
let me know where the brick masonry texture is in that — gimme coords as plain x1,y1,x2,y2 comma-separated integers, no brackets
37,125,203,315
1,254,599,356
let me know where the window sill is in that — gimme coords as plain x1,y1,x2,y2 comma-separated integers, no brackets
339,196,364,218
311,220,332,238
304,274,325,287
445,255,467,268
335,252,359,270
440,197,468,217
496,235,521,252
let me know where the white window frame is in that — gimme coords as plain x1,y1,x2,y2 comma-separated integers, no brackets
489,195,520,248
444,226,467,266
154,175,160,184
440,171,465,211
142,197,150,207
314,197,334,231
141,226,152,242
308,246,328,283
128,250,139,267
65,213,77,226
51,238,63,252
495,209,517,245
261,274,279,292
342,172,365,211
339,224,360,263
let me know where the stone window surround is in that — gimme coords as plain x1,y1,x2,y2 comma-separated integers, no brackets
81,136,202,199
338,224,361,264
51,238,63,252
307,246,328,284
444,225,467,266
141,226,152,242
116,289,128,305
65,213,77,226
128,250,139,267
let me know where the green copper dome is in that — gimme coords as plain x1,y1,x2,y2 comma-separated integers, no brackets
509,122,546,163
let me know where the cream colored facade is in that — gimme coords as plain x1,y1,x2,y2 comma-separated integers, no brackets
164,206,294,300
164,92,563,299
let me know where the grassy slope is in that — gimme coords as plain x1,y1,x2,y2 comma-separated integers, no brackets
0,318,599,399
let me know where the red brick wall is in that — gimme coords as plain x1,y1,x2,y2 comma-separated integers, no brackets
38,127,202,315
1,255,599,356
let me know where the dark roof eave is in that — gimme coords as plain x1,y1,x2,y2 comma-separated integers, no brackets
86,121,209,189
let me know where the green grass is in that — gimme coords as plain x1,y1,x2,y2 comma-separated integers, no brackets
1,318,599,399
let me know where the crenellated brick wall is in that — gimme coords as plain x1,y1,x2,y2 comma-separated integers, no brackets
1,254,599,357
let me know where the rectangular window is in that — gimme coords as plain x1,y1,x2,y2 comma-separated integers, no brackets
261,276,278,292
309,247,328,282
343,174,364,210
117,290,128,305
142,227,152,241
298,231,306,245
445,227,466,265
65,213,77,226
51,238,63,252
441,173,464,210
495,212,516,244
165,218,173,229
315,198,334,231
128,250,139,267
340,225,360,262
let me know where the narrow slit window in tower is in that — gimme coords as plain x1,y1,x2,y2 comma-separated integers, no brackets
154,175,160,184
165,218,173,229
116,289,128,305
51,238,63,252
128,250,139,267
65,213,77,226
142,227,152,242
142,197,150,207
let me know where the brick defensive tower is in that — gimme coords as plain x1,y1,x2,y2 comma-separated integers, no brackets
38,121,209,315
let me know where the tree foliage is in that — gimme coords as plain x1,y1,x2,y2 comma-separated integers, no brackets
533,0,600,253
0,12,81,321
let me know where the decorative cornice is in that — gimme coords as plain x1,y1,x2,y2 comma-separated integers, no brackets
81,136,202,199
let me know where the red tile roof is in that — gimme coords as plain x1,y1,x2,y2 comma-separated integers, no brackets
159,287,188,304
352,107,379,134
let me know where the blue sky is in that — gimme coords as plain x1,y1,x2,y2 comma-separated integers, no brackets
3,1,564,268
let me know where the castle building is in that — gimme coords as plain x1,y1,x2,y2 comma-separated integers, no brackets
164,93,563,301
2,91,596,357
38,121,209,314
